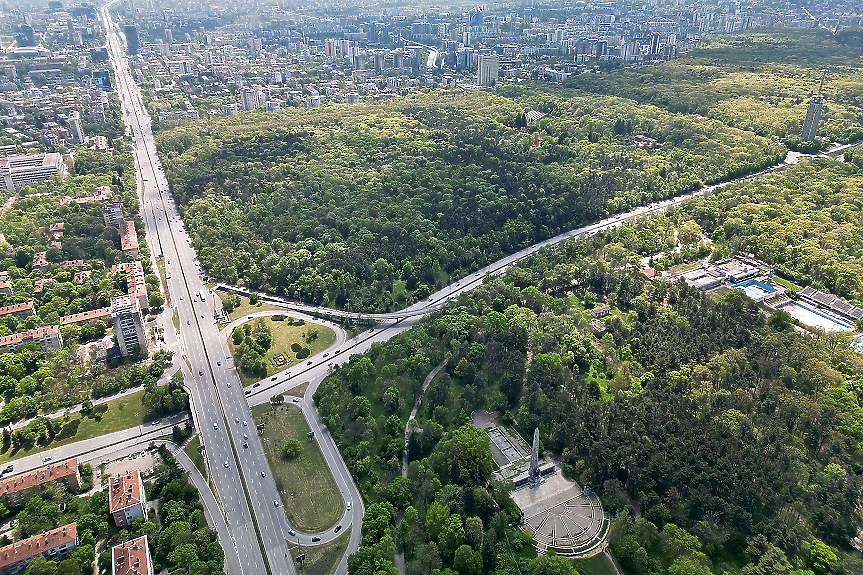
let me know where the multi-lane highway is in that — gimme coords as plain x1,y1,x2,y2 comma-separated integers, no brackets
101,2,861,572
101,6,315,575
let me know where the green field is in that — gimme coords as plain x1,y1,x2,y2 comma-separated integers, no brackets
289,527,350,575
251,403,342,532
184,435,207,478
216,292,281,321
231,317,336,386
573,553,617,575
0,390,147,464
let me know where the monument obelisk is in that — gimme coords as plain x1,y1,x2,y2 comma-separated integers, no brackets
529,428,540,488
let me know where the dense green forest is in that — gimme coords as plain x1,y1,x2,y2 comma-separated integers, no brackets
566,29,863,150
314,192,863,575
157,89,783,312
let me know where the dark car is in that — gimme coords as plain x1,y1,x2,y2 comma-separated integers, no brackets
334,525,342,533
253,383,260,388
312,536,321,542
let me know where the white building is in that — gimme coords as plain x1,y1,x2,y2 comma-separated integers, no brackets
240,87,262,111
0,153,63,192
477,53,499,86
68,111,85,144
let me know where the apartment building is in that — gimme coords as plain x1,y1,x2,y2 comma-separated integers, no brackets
0,459,80,508
102,202,124,227
118,220,139,258
0,523,77,575
31,251,48,272
111,535,153,575
110,295,147,357
108,470,146,527
0,302,35,321
112,261,148,311
0,325,63,353
59,307,111,326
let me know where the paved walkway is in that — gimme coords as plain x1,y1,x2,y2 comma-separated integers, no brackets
402,359,448,478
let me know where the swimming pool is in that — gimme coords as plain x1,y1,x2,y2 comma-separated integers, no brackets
778,302,853,333
733,279,778,300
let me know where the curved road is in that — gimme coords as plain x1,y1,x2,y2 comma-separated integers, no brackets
102,8,861,572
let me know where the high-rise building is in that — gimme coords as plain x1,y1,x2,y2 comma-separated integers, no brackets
69,111,85,144
650,32,661,54
102,201,124,227
250,37,262,54
477,53,499,86
469,8,484,28
111,295,147,357
240,87,261,111
123,25,139,55
17,25,36,47
90,100,105,124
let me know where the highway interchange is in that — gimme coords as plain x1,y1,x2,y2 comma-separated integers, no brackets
98,4,859,572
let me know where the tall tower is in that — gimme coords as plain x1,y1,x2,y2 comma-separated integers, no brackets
801,71,826,142
477,53,499,86
111,295,148,357
529,428,540,488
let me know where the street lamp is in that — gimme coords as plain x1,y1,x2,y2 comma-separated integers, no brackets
135,412,141,436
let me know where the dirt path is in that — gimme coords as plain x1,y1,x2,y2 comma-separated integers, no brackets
402,358,448,478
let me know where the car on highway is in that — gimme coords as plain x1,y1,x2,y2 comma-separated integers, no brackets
3,465,12,473
271,376,277,381
334,350,340,354
224,461,229,468
243,421,247,426
187,320,190,325
152,420,159,425
289,528,296,536
227,383,231,388
217,361,221,366
346,501,351,511
244,390,251,395
261,471,266,477
235,417,240,424
323,352,329,357
213,422,218,430
243,442,248,449
293,398,299,403
43,457,52,462
334,525,342,533
253,383,260,388
307,360,313,365
199,370,203,376
274,500,280,507
312,537,321,542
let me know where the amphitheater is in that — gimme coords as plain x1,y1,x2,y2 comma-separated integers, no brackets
511,471,609,557
471,410,609,558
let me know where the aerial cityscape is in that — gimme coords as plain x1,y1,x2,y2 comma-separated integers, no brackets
0,0,862,574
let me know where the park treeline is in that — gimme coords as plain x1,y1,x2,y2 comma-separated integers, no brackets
314,200,863,575
156,87,783,313
566,28,863,150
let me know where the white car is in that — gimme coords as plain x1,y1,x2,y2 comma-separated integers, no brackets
346,501,351,511
224,461,229,468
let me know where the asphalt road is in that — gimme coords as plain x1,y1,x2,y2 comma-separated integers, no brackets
99,5,863,572
102,6,296,575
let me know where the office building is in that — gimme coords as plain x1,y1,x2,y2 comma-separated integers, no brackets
477,53,499,86
0,523,77,575
108,470,146,527
118,220,139,258
111,536,153,575
123,25,139,55
0,459,80,508
802,94,824,141
93,69,112,90
69,112,85,144
102,202,124,227
111,295,147,357
0,326,63,353
0,153,63,193
166,60,192,77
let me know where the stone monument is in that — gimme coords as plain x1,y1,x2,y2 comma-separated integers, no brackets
529,428,540,488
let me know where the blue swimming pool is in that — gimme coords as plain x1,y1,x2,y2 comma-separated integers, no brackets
732,279,778,300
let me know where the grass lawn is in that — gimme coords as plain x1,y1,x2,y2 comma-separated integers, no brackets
572,553,617,575
184,435,207,478
231,317,335,387
251,404,342,532
0,390,146,465
289,527,350,575
286,381,311,398
216,292,281,321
